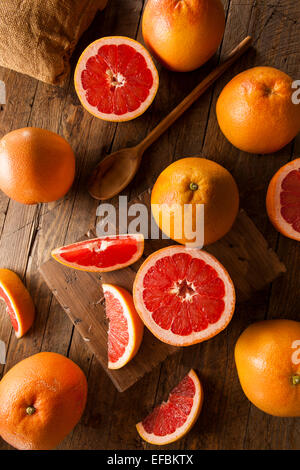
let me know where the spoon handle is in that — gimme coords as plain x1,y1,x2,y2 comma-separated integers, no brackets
138,35,252,154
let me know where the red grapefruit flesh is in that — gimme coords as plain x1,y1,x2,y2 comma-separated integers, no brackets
0,269,35,338
102,284,144,369
133,246,235,346
266,158,300,241
74,36,159,122
51,234,144,272
136,369,203,445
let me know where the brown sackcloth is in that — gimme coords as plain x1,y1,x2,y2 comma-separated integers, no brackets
0,0,108,85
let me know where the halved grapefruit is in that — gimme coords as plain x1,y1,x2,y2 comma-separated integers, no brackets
133,245,235,346
0,269,35,338
74,36,159,122
136,369,203,445
51,234,144,272
266,158,300,241
102,284,144,369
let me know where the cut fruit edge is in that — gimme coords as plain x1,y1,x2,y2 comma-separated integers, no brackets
133,246,236,346
51,234,144,272
0,279,34,338
267,158,300,241
136,369,203,445
102,283,143,370
74,36,159,122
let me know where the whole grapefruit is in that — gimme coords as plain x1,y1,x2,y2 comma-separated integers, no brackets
216,67,300,154
0,127,75,204
151,157,239,246
142,0,225,72
0,352,88,449
235,319,300,417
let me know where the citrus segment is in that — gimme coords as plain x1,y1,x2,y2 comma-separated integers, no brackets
133,246,235,346
266,158,300,241
74,37,159,122
136,369,203,445
0,269,35,338
102,284,144,369
51,234,144,272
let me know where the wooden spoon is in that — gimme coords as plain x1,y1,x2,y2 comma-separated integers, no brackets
88,36,252,201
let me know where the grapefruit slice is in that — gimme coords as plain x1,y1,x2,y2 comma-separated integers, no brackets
51,234,144,272
102,284,144,369
74,36,159,122
133,245,235,346
136,369,203,445
266,158,300,241
0,269,35,338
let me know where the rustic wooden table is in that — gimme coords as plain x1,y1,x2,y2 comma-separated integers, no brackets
0,0,299,450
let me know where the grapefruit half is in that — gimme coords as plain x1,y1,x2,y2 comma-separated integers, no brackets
51,234,144,272
102,284,144,369
136,369,203,445
74,36,159,122
133,245,235,346
266,158,300,241
0,269,35,338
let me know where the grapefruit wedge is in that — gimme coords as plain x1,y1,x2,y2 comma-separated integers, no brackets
102,284,144,369
0,269,35,338
51,234,144,272
266,158,300,241
136,369,203,445
133,245,235,346
74,36,159,122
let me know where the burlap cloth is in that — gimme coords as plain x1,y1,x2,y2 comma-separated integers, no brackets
0,0,108,85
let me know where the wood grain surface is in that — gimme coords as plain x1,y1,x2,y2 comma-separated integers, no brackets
0,0,299,450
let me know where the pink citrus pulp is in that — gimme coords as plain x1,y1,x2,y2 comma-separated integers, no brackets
133,245,235,346
51,234,144,272
136,369,203,445
74,36,159,122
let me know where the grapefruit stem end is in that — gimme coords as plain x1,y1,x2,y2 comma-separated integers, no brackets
292,375,300,386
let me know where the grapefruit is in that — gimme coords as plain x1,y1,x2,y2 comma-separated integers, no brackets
74,36,159,122
142,0,225,72
136,369,203,445
216,66,300,154
0,128,75,204
51,234,144,272
0,269,35,338
151,157,239,246
133,245,235,346
235,319,300,417
266,158,300,241
0,352,87,450
102,284,144,369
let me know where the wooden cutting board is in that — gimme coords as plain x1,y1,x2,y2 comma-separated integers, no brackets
40,190,286,392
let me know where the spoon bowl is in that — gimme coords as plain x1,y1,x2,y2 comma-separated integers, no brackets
88,146,142,200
